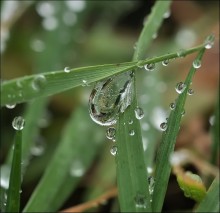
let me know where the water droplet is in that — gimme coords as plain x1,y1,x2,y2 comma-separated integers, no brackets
152,33,158,39
12,116,25,131
192,59,201,69
128,119,133,124
187,88,194,95
42,16,58,31
70,160,85,177
160,122,167,131
209,115,215,126
175,82,186,94
64,67,70,73
144,63,155,71
148,176,155,195
162,59,169,66
147,167,153,174
89,72,133,126
30,137,46,156
82,79,89,87
6,103,16,109
0,165,10,189
31,75,46,91
134,193,147,208
163,10,171,19
110,146,117,156
135,107,144,120
19,189,22,193
204,34,215,49
177,49,186,57
106,127,116,140
169,102,176,110
129,129,135,136
181,109,185,117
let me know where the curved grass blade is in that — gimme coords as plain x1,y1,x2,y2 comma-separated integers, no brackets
5,131,22,212
116,1,172,212
195,177,220,212
152,48,206,212
23,107,103,212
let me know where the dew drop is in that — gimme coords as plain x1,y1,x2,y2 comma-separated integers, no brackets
134,107,144,120
169,102,176,110
134,193,147,208
163,10,171,19
144,63,155,71
12,116,25,131
162,59,169,66
31,75,46,91
177,49,186,57
129,129,135,136
148,176,155,195
30,137,46,156
128,119,133,125
175,82,186,94
204,34,215,49
187,88,194,95
6,103,16,109
209,115,215,126
147,167,153,174
110,146,117,156
70,160,85,177
106,127,116,140
181,109,185,117
82,79,89,87
192,59,201,69
0,165,10,189
160,122,167,131
152,32,158,39
64,67,70,73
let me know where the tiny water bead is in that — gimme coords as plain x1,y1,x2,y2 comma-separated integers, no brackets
204,34,215,49
175,82,186,94
64,67,70,73
70,160,85,177
128,119,133,125
177,49,186,57
31,75,46,91
181,109,185,117
192,59,201,69
162,59,169,66
187,88,194,95
106,127,116,140
129,129,135,136
110,146,117,156
6,103,16,109
134,193,147,208
12,116,25,131
144,63,155,71
148,176,155,195
163,10,171,19
169,102,176,110
160,122,167,131
82,79,89,87
134,107,144,120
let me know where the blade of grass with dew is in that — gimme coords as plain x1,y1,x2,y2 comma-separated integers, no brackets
1,44,204,107
210,93,219,165
152,48,206,212
5,131,22,212
23,107,103,212
195,177,220,212
116,1,172,212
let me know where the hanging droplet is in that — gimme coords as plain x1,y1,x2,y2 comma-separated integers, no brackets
175,82,186,94
110,146,117,156
181,109,185,117
160,122,167,131
169,102,176,110
204,34,215,49
106,127,116,140
134,193,147,208
12,116,25,131
148,176,155,195
129,129,135,136
6,103,16,109
134,107,144,120
31,75,46,91
187,88,194,95
64,67,70,73
162,59,169,66
192,59,201,69
144,63,155,71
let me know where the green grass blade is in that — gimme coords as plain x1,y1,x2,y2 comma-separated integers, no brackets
195,177,220,212
152,48,206,212
5,131,22,212
23,107,103,212
116,1,171,212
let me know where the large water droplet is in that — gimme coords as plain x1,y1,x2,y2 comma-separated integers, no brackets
134,107,144,120
64,67,70,73
162,59,169,66
175,82,186,94
187,88,194,95
169,102,176,110
89,72,133,126
192,59,201,69
110,146,117,156
6,103,16,109
160,122,167,131
134,193,147,208
106,127,116,140
204,34,215,49
70,160,85,177
144,63,155,71
129,129,135,136
12,116,25,131
31,75,46,91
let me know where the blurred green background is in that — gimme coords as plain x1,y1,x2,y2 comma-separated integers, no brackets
1,0,219,212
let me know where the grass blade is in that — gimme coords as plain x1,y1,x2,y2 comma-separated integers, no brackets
195,177,220,212
116,1,172,212
23,107,103,212
152,48,206,212
5,131,22,212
